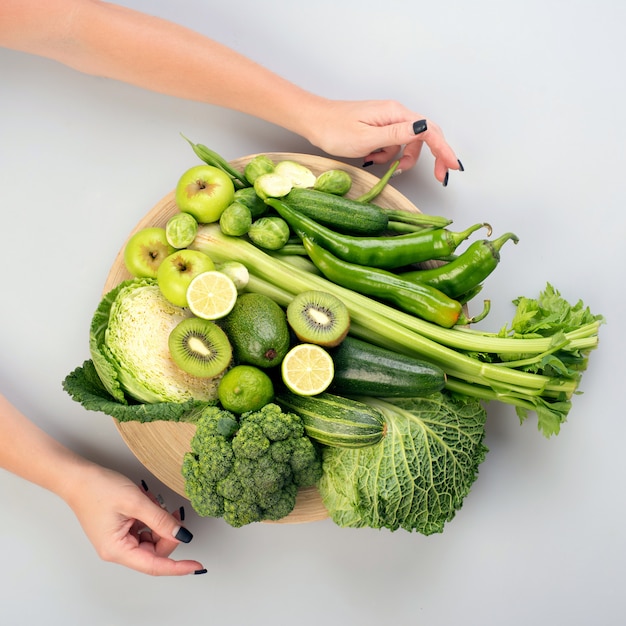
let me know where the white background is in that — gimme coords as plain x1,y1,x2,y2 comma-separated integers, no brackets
1,1,624,624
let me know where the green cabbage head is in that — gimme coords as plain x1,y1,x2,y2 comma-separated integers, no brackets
89,277,222,404
318,393,488,535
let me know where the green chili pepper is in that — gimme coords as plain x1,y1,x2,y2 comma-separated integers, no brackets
267,197,489,270
302,237,476,328
399,232,519,298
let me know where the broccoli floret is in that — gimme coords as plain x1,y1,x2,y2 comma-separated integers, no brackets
244,403,304,441
252,454,291,493
231,421,270,459
223,499,263,527
291,437,324,486
262,483,299,521
269,438,296,463
182,402,323,527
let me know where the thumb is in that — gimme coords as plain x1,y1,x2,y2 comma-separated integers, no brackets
135,493,194,546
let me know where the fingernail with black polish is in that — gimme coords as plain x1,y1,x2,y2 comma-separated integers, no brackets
443,171,449,187
412,119,428,135
457,159,464,172
179,506,185,522
194,569,208,575
362,160,374,168
174,526,193,543
141,480,149,492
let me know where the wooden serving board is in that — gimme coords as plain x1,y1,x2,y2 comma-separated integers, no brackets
104,152,421,524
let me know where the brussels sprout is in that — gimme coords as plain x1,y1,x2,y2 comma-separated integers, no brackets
313,169,353,195
165,212,198,248
247,216,291,250
274,160,316,189
233,187,268,218
217,261,250,292
253,172,293,200
244,154,275,184
219,201,252,237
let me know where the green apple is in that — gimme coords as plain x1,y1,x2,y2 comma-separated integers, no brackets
123,227,175,278
175,165,235,223
157,249,215,307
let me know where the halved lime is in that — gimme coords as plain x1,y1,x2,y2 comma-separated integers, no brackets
281,343,334,396
186,270,238,320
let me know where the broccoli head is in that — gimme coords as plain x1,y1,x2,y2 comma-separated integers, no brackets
182,403,323,527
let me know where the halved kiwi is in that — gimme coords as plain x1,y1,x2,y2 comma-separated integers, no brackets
286,290,350,347
168,317,232,377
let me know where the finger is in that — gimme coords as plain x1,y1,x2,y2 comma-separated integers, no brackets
139,480,168,510
362,145,402,166
152,507,187,558
434,157,450,186
396,141,424,173
117,546,206,577
134,525,154,544
121,511,205,575
133,484,189,557
142,501,194,552
370,118,462,179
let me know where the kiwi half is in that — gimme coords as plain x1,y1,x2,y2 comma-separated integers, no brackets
169,317,232,377
286,290,350,347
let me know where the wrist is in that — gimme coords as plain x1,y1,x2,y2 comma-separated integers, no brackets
285,93,333,149
45,448,101,507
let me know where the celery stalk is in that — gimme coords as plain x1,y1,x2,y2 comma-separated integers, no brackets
190,224,600,436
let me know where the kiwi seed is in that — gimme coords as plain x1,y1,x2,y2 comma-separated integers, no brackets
286,290,350,347
168,317,232,377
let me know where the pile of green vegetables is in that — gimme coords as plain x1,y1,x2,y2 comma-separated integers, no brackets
63,137,603,534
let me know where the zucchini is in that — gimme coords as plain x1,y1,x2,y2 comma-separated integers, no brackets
328,336,446,397
275,391,386,448
283,187,389,235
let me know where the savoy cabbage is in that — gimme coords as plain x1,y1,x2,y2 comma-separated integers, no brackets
318,392,488,534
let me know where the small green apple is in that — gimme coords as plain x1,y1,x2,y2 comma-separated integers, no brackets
175,165,235,223
157,249,215,307
123,227,175,278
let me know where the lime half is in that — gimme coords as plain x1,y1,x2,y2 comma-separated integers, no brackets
186,270,238,320
281,343,334,396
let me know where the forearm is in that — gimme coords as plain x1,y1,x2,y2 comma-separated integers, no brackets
1,0,462,179
0,0,324,142
0,393,95,502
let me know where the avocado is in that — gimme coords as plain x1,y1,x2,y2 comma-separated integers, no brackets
223,293,290,368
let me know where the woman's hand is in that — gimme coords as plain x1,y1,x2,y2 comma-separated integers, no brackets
305,99,463,183
65,464,206,576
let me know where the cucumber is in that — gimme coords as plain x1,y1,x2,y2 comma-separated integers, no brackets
283,187,389,235
275,392,386,448
329,336,446,397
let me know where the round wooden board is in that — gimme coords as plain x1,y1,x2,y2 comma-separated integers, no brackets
105,152,421,524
